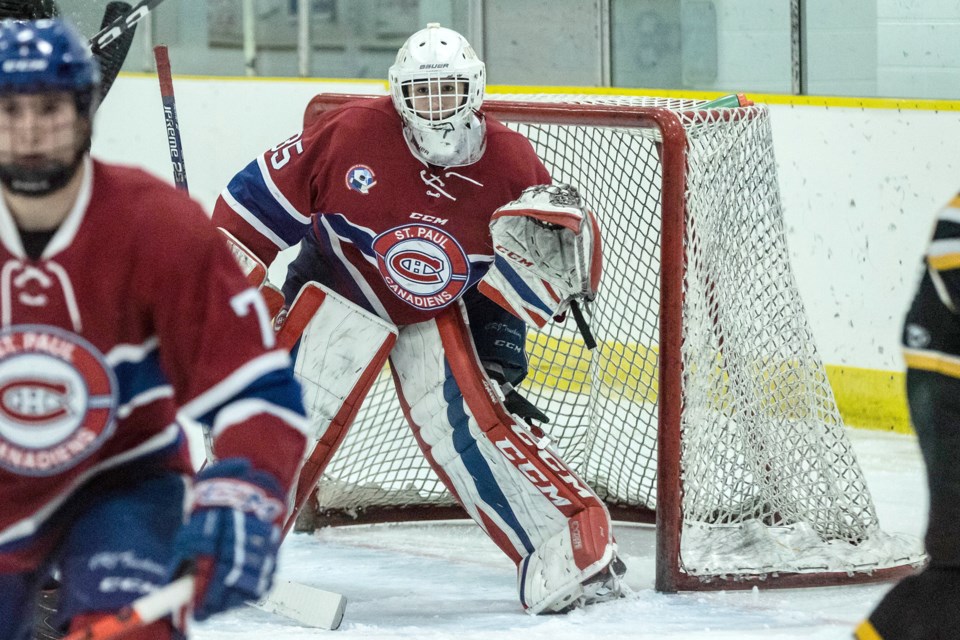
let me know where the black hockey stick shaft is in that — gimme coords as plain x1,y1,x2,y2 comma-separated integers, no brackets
153,45,188,192
97,0,137,102
89,0,167,54
96,2,136,101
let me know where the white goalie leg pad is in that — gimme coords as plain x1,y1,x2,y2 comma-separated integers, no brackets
279,282,397,439
389,302,619,612
277,283,398,534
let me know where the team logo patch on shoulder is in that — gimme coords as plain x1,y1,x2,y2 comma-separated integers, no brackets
0,326,118,477
373,224,470,311
346,164,377,194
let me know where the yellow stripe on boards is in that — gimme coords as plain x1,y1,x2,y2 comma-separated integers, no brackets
824,365,910,433
523,335,913,433
487,84,960,112
525,334,658,402
115,70,960,113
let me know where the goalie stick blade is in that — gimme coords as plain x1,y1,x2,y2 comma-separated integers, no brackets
250,580,347,630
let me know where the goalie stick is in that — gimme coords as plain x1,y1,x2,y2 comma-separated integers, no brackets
137,47,347,634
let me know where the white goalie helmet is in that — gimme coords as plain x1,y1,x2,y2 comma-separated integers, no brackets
388,23,486,167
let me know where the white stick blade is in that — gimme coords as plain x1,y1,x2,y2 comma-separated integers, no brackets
251,580,347,630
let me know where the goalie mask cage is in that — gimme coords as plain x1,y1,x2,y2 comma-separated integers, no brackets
300,93,923,592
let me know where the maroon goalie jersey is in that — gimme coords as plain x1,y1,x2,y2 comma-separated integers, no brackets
212,95,551,326
0,160,308,571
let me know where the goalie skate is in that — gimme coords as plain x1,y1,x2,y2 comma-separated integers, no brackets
543,555,627,614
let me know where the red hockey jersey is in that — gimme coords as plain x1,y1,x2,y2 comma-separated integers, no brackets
0,160,308,570
212,95,551,326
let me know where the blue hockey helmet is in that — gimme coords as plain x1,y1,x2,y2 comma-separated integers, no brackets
0,19,100,195
0,18,100,115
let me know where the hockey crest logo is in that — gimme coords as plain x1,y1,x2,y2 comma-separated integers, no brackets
373,224,470,310
0,325,117,477
345,164,377,194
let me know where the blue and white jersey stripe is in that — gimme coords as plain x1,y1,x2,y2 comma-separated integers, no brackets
185,351,310,438
223,159,312,249
107,338,173,420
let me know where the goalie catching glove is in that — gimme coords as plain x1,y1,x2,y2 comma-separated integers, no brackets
478,183,602,328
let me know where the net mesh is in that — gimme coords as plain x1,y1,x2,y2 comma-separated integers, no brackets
306,94,923,583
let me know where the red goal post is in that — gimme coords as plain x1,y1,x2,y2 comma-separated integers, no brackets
298,92,924,592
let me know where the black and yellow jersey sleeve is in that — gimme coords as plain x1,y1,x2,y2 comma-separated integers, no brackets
926,193,960,310
902,193,960,380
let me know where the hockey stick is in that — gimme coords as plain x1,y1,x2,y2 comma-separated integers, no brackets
153,45,188,191
137,46,346,635
95,2,137,101
62,575,345,639
89,0,167,55
61,576,193,640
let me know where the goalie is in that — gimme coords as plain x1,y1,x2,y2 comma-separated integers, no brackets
213,23,625,614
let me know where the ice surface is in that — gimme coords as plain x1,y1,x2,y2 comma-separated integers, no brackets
192,428,925,640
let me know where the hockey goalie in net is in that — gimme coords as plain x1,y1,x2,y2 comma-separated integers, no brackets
212,23,625,615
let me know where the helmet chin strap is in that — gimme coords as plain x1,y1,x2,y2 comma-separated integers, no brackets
0,128,89,197
403,112,487,168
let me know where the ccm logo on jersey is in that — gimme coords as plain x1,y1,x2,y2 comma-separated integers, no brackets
373,224,470,311
409,212,449,225
0,326,117,477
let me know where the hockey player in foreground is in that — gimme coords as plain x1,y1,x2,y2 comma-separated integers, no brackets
0,18,310,639
855,194,960,638
213,22,626,615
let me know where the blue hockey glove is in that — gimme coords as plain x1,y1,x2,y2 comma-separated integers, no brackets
170,458,287,621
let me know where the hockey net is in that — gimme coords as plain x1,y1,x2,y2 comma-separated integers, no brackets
299,93,923,591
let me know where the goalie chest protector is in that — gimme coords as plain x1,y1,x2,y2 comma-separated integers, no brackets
217,96,552,326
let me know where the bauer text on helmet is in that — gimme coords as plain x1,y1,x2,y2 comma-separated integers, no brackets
0,18,99,196
388,23,487,168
